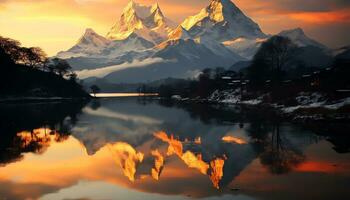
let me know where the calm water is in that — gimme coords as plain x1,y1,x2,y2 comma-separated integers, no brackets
0,98,349,200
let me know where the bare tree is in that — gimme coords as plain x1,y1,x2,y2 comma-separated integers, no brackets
259,36,296,72
248,36,297,86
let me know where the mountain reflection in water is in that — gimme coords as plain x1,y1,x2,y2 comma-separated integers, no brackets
0,98,349,200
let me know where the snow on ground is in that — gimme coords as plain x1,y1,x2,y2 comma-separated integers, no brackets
208,90,350,113
324,97,350,109
282,93,350,113
241,99,262,105
208,89,262,105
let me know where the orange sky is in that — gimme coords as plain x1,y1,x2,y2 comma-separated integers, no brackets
0,0,349,55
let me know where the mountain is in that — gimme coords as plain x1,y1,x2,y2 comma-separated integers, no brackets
106,1,175,44
277,28,332,68
223,37,267,59
278,28,328,50
291,46,333,68
155,38,241,65
56,1,245,83
224,27,330,59
181,0,266,41
168,26,192,40
101,39,243,83
101,33,154,58
179,0,267,59
55,0,333,85
58,31,155,70
57,28,111,59
229,60,251,71
334,45,350,60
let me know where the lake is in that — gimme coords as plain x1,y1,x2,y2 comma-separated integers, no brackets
0,97,349,200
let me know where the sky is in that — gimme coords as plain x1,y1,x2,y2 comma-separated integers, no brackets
0,0,349,56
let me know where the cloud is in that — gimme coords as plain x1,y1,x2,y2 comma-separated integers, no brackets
75,57,169,79
288,9,350,23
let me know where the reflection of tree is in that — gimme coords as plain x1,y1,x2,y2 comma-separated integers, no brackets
0,101,87,166
259,123,305,174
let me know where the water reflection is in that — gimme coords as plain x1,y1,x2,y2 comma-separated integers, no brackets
0,101,86,167
0,98,349,200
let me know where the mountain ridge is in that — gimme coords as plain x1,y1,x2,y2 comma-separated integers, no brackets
181,0,266,41
56,0,331,83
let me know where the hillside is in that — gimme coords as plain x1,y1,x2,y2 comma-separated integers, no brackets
0,37,90,100
1,64,90,99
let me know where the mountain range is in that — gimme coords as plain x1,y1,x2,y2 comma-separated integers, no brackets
57,0,333,84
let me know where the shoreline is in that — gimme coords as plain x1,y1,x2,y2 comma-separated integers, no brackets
0,96,91,104
165,96,350,124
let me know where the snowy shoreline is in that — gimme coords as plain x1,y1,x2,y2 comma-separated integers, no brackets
169,90,350,122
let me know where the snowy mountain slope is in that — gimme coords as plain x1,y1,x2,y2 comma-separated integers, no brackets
70,38,243,83
181,0,266,42
223,27,330,59
57,31,155,66
168,25,192,40
64,49,155,71
101,33,154,58
98,39,243,83
222,37,267,59
106,1,175,44
278,28,328,50
57,28,111,59
334,45,350,60
155,38,241,64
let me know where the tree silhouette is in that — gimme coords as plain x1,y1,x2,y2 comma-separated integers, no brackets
21,47,47,68
0,37,47,68
0,36,22,63
48,58,72,77
0,46,14,67
248,36,297,88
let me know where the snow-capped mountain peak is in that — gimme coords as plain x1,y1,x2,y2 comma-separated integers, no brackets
150,3,161,14
106,0,175,44
78,28,110,47
181,0,265,41
207,0,242,22
56,28,110,59
278,28,328,49
123,0,151,19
